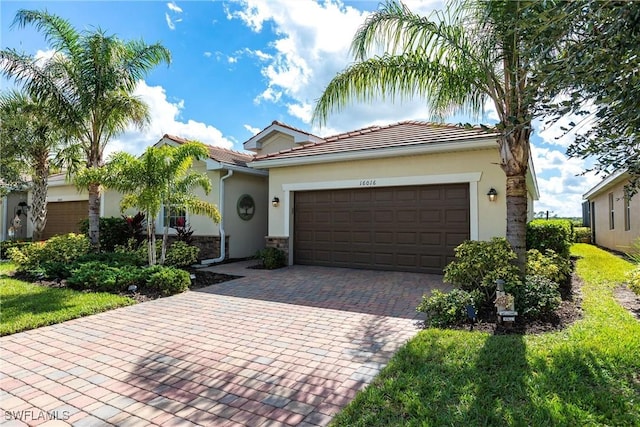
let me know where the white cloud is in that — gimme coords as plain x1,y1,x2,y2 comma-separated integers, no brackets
167,2,183,13
108,81,234,157
228,56,238,64
165,12,175,30
227,0,440,132
530,145,601,217
203,51,212,58
243,124,261,135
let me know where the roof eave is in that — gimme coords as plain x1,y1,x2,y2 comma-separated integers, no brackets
207,162,268,176
583,169,629,199
243,123,323,150
249,138,498,169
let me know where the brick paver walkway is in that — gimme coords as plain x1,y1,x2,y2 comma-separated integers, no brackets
0,263,448,426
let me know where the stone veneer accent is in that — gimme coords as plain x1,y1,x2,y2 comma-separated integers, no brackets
265,236,290,263
160,235,229,261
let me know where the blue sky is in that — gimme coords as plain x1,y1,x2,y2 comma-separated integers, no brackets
0,0,599,217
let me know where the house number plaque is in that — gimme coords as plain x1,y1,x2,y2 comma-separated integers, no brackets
359,179,377,186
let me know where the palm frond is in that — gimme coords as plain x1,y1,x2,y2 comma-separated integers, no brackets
12,9,80,57
314,52,485,125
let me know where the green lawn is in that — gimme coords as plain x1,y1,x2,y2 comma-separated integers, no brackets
0,262,134,336
331,244,640,426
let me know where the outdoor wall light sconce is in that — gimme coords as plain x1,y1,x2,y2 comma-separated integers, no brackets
272,197,280,207
487,188,498,202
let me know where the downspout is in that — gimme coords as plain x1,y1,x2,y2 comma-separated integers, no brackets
201,169,233,264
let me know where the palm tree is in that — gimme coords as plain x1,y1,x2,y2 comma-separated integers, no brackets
314,0,549,271
0,89,76,240
94,142,221,266
0,9,171,248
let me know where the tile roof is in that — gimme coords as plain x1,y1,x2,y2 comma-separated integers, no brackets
163,134,255,167
252,121,499,161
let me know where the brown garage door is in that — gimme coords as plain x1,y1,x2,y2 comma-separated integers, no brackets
41,201,88,240
294,184,469,274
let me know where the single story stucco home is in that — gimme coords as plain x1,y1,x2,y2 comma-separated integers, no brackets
583,169,639,254
0,120,539,274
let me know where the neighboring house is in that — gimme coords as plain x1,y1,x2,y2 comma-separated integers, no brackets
246,121,539,274
1,135,269,262
583,170,639,253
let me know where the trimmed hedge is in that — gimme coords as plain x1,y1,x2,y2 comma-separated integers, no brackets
526,219,573,258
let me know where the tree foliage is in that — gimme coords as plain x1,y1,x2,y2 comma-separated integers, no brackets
0,9,171,247
0,89,77,239
84,141,220,266
534,1,640,193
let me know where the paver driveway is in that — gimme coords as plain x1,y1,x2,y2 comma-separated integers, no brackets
0,263,449,426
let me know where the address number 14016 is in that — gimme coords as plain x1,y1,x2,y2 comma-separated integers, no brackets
359,179,377,186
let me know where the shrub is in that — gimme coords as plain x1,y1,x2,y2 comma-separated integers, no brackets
7,234,91,279
526,219,573,258
628,267,640,296
256,247,287,270
67,261,120,292
67,262,155,293
147,267,191,296
173,223,194,245
573,227,591,243
75,251,145,267
114,239,149,266
165,241,200,267
443,238,522,306
527,249,572,288
123,212,146,247
0,240,31,259
80,217,129,252
416,289,479,327
507,275,561,319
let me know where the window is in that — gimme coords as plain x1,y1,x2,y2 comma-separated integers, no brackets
163,206,186,229
624,195,631,231
609,193,615,230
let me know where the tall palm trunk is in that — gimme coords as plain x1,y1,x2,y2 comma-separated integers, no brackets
499,125,531,273
31,157,49,241
87,182,101,249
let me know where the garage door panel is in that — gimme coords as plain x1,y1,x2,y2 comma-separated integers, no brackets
445,209,469,223
397,232,417,244
374,190,393,202
42,201,88,240
420,232,442,245
352,231,372,243
396,210,417,223
374,231,394,244
294,184,469,273
374,210,394,222
333,211,350,223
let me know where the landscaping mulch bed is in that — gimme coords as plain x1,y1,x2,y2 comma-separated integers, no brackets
23,269,241,304
447,273,585,335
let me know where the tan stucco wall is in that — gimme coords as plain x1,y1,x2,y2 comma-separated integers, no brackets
223,172,268,258
266,147,517,242
254,133,296,157
590,180,639,253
